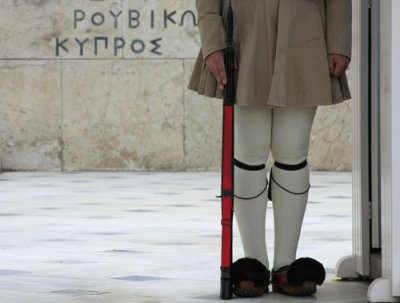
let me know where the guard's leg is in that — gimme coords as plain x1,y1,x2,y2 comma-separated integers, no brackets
231,106,272,297
270,159,326,296
234,160,269,267
234,105,272,268
269,160,310,270
270,106,317,271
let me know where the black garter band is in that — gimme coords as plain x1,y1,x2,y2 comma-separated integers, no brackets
234,159,265,171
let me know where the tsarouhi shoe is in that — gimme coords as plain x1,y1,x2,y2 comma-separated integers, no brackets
272,258,326,296
231,258,270,297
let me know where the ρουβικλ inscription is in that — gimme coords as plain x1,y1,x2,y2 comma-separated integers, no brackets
55,8,198,57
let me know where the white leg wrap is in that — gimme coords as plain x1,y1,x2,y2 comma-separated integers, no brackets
271,163,310,270
233,105,316,271
234,163,269,268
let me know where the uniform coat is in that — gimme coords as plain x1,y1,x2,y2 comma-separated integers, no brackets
188,0,352,107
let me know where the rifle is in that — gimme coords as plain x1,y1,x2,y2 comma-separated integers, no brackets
220,1,235,300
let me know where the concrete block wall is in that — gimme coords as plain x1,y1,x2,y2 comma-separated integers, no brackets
0,0,352,171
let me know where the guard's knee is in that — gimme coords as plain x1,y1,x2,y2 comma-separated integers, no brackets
268,160,310,200
234,159,268,200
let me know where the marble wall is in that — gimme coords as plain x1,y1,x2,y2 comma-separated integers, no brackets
0,0,352,171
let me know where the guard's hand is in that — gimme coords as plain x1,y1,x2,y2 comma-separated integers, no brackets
328,53,350,77
205,50,227,90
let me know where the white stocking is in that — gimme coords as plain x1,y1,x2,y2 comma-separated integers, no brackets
270,162,310,270
234,162,269,268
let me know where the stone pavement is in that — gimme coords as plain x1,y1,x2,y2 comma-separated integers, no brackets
0,172,369,302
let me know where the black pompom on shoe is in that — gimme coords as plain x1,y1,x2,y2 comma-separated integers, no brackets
272,258,326,296
287,257,326,286
231,258,270,297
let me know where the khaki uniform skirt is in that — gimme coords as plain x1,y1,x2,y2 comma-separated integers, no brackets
188,0,352,108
